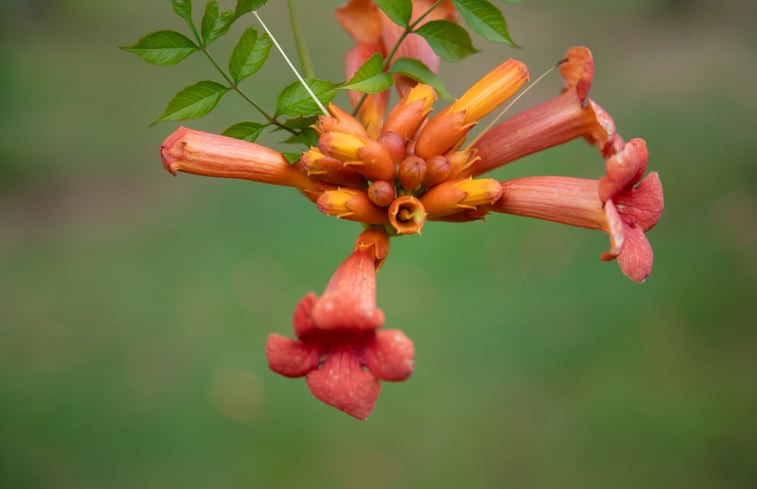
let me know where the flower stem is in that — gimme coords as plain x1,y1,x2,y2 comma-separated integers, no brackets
199,48,296,134
386,0,444,68
352,0,444,116
286,0,315,79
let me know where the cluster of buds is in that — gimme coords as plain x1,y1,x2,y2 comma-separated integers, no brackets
160,42,663,418
309,57,528,235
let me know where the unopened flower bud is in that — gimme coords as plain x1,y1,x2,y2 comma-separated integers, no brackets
415,59,529,159
317,188,389,224
377,131,405,163
398,156,427,190
424,155,451,186
300,148,368,188
319,131,395,182
319,102,369,137
421,178,503,219
383,83,437,141
367,180,396,207
447,149,478,179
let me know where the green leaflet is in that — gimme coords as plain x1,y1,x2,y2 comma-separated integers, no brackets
388,58,452,100
234,0,268,19
152,81,230,124
415,20,478,62
340,54,393,94
275,79,337,117
122,30,198,66
228,27,273,84
201,0,234,46
374,0,412,27
451,0,519,48
221,121,268,142
170,0,192,23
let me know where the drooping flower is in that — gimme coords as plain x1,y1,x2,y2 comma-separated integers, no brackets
265,229,415,419
480,139,664,282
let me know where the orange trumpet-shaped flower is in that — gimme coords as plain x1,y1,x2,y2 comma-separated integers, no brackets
483,139,663,282
266,229,414,420
161,126,317,190
468,46,621,177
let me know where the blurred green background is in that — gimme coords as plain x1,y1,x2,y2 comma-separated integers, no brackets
1,0,756,487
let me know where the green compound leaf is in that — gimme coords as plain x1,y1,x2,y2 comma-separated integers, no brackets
375,0,412,27
170,0,193,23
451,0,519,48
340,53,393,94
275,79,337,117
152,81,230,125
201,0,234,46
234,0,268,19
122,30,198,66
228,27,273,84
388,57,452,100
415,20,478,62
221,121,268,142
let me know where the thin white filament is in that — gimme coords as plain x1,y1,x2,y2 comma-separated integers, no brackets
466,62,562,150
253,11,329,116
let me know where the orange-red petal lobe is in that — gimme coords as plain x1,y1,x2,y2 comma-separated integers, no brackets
559,46,594,104
615,223,654,283
265,334,320,378
614,171,664,232
363,329,415,381
335,0,381,43
599,138,649,202
307,349,381,420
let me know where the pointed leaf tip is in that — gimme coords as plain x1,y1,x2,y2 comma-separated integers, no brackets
123,30,198,66
275,79,337,118
340,53,393,94
152,81,230,125
229,27,273,83
415,20,478,62
375,0,412,27
451,0,520,48
388,58,453,100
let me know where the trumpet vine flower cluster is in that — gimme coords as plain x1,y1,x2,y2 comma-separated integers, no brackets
156,1,663,419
